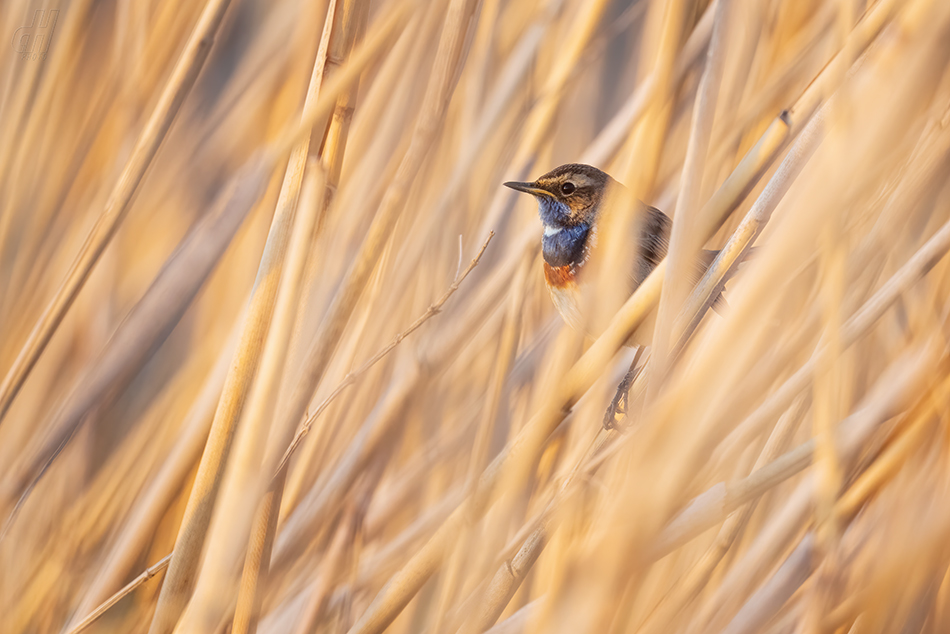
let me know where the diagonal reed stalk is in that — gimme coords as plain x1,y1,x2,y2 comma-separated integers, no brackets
0,0,235,428
145,8,408,633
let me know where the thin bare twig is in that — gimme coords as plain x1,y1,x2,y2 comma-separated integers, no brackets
53,229,490,634
65,554,173,634
275,231,494,476
55,220,494,634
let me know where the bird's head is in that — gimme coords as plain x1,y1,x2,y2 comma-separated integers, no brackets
504,163,611,228
505,163,613,268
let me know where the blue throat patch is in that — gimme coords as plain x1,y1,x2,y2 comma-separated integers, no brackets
536,195,570,227
542,222,590,268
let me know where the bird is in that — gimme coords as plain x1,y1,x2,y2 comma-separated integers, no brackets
505,162,716,347
505,163,748,423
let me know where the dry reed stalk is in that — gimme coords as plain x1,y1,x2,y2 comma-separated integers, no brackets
805,172,849,631
632,14,944,628
145,8,406,631
65,553,174,634
65,316,243,629
475,300,803,628
18,328,232,613
695,0,900,243
720,353,948,634
724,181,950,455
105,1,467,631
583,0,715,168
225,0,368,616
1,154,273,540
651,0,731,381
174,2,352,630
240,10,480,608
175,163,327,634
482,599,541,634
0,0,96,239
290,504,361,634
110,154,272,634
656,351,946,560
262,0,478,551
0,0,235,427
277,231,493,478
588,0,694,343
659,340,943,633
672,102,826,351
277,5,431,516
339,265,664,634
261,1,412,166
270,233,524,571
430,254,530,634
460,525,549,634
637,396,810,634
318,0,371,201
361,417,476,539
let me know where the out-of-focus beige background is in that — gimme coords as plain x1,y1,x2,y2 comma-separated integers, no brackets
2,1,950,633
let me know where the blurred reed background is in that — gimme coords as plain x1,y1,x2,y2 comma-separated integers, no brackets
1,0,950,632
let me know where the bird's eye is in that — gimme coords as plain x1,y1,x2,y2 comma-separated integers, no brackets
560,182,576,195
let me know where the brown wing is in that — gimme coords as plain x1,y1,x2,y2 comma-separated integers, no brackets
633,203,671,287
632,204,728,309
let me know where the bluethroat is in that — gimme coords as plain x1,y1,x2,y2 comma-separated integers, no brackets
505,163,723,348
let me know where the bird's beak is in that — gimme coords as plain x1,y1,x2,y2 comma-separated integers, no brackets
503,181,552,197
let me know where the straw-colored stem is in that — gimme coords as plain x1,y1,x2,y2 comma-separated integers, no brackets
140,163,284,634
270,0,479,519
461,524,550,634
0,0,235,428
63,317,242,629
726,204,950,450
271,234,518,573
175,161,326,634
291,506,360,634
230,2,369,630
2,154,273,541
651,0,732,379
275,232,494,476
582,0,716,168
695,0,900,243
636,397,810,634
64,553,173,634
693,343,942,632
144,12,403,632
319,0,371,200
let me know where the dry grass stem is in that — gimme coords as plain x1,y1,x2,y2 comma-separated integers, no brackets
0,0,236,427
278,231,493,476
